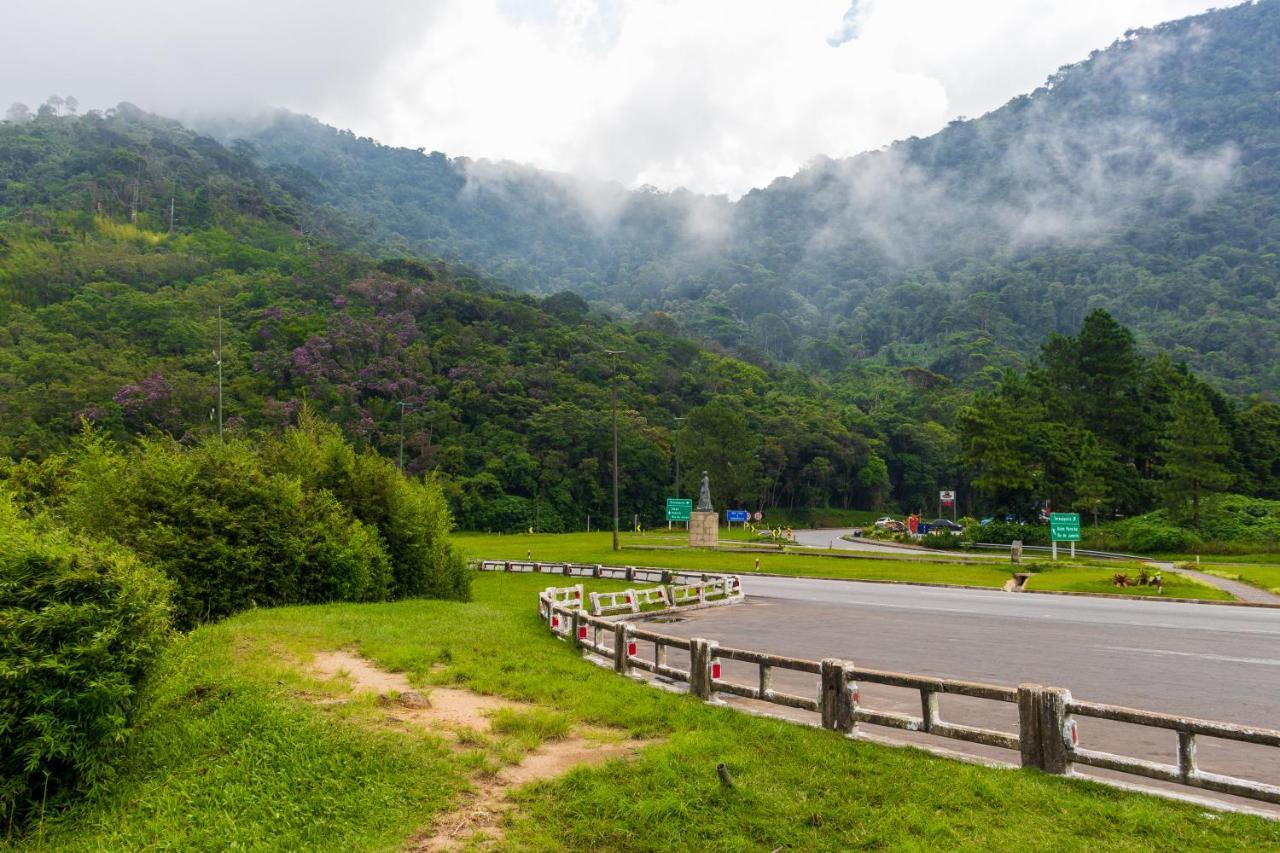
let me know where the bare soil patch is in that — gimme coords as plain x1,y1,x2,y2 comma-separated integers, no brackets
308,650,649,850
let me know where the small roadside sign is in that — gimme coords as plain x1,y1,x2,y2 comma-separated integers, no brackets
1049,512,1081,542
752,511,763,521
939,490,955,504
665,498,692,522
726,510,748,523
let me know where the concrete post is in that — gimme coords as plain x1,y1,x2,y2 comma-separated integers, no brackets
821,658,856,733
1017,683,1044,769
625,566,635,581
690,638,718,700
1039,687,1074,775
613,623,632,675
571,610,583,652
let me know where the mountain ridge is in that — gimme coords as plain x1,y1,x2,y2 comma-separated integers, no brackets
208,0,1279,395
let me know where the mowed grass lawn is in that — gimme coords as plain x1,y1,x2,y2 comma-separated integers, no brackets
1199,563,1280,595
19,573,1278,851
456,531,1234,600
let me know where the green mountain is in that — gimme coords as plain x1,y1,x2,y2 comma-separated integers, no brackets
220,0,1280,395
0,106,924,530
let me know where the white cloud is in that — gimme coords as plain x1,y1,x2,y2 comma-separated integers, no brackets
1,0,1225,196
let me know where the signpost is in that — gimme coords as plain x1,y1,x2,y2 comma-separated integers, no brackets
939,489,956,521
752,511,763,522
1049,512,1081,559
665,497,692,529
726,509,748,528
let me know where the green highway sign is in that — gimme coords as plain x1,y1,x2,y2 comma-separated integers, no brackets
1049,512,1081,542
665,498,692,522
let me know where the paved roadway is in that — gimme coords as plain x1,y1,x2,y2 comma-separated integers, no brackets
637,574,1280,813
791,526,1280,603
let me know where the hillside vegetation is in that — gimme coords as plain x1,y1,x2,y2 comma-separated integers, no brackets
221,1,1280,395
3,104,1278,534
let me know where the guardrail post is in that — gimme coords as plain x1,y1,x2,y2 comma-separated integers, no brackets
821,659,856,733
614,623,632,675
588,591,600,616
593,564,602,578
1040,687,1073,775
1177,731,1197,783
690,638,718,700
661,570,673,584
759,664,773,698
920,689,938,734
1018,683,1045,769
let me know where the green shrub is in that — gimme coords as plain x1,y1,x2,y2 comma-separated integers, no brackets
60,432,394,628
266,412,470,600
0,494,171,831
964,520,1048,546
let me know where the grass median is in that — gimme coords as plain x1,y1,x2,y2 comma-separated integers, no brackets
457,531,1234,600
19,572,1278,850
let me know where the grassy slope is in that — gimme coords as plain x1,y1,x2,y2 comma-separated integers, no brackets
457,532,1233,600
17,573,1277,851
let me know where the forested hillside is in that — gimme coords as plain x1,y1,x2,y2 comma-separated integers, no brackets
0,107,937,530
219,0,1280,395
3,90,1278,534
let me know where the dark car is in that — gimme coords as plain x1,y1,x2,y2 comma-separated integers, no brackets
927,518,964,534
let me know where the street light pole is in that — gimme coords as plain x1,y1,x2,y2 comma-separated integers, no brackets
673,416,686,498
398,401,408,472
216,306,223,440
605,350,625,551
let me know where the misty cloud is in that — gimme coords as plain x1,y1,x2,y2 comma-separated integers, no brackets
1,0,1224,197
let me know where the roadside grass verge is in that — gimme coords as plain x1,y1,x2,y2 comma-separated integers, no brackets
18,573,1277,850
456,532,1235,600
1023,566,1233,600
1198,564,1280,595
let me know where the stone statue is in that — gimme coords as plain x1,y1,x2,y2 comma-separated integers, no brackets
696,470,714,512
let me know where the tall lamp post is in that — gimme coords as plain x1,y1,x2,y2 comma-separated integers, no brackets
398,401,408,472
673,416,686,497
605,349,625,551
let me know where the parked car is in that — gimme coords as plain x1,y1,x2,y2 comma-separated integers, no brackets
927,518,964,534
873,516,906,532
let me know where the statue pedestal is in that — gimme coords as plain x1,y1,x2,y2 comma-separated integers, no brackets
689,511,719,547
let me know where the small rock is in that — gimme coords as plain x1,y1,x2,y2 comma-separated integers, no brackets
399,690,431,709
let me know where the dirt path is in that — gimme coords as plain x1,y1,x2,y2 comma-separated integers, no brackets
310,650,647,850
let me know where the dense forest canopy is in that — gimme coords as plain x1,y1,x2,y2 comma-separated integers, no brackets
212,0,1280,396
3,102,1278,533
3,1,1280,533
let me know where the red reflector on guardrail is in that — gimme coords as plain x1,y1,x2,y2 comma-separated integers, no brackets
578,626,588,640
628,641,637,656
1064,719,1079,748
850,685,860,705
574,590,581,597
551,614,560,628
711,660,721,680
625,594,631,604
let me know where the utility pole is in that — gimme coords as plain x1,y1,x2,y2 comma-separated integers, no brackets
398,401,408,472
216,303,224,438
673,416,686,497
605,349,625,551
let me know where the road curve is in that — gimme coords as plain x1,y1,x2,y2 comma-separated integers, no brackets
791,527,1280,603
639,573,1280,812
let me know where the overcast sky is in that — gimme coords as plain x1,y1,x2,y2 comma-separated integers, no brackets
3,0,1223,196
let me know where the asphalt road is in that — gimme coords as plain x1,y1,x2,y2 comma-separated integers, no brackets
636,574,1280,812
791,526,1280,603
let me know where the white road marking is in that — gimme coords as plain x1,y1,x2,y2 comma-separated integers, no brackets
1099,646,1280,667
